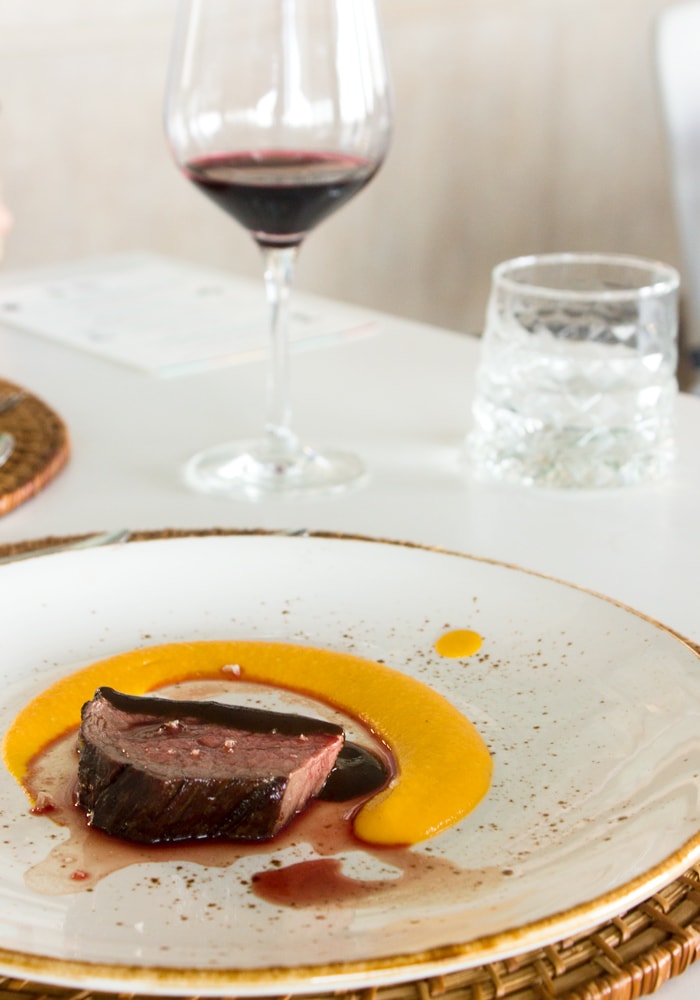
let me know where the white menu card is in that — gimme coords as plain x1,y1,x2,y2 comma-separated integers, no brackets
0,253,376,377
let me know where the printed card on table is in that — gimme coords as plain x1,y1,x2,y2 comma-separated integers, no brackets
0,253,376,377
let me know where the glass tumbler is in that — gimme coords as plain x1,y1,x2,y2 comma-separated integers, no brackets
466,253,680,488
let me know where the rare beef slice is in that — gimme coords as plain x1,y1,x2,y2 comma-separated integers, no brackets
76,687,344,844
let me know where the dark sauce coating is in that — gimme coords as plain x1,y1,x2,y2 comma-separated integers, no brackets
95,687,390,802
321,743,389,802
96,686,343,736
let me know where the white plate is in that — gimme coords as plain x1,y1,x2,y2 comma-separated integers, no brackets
0,532,699,996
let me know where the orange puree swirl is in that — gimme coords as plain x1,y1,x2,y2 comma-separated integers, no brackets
2,640,492,845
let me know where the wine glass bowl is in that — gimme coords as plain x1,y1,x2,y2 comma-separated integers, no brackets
164,0,392,499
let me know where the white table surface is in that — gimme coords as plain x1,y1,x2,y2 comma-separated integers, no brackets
0,270,699,998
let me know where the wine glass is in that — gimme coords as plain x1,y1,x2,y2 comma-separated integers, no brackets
164,0,392,500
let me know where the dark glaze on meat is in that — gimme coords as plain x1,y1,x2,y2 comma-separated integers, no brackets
97,686,343,736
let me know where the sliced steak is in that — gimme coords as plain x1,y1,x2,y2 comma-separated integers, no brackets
76,687,344,844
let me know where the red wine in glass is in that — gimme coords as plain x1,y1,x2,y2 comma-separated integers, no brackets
183,151,380,248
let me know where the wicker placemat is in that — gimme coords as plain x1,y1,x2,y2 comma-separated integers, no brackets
1,528,699,1000
0,379,70,516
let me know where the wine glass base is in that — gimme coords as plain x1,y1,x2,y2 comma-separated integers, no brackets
183,439,366,501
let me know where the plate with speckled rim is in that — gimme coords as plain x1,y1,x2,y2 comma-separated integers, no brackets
0,531,699,997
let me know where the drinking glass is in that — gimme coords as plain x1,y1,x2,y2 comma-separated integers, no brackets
466,253,680,488
164,0,392,500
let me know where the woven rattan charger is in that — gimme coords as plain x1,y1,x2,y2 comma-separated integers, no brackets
0,379,70,516
0,528,699,1000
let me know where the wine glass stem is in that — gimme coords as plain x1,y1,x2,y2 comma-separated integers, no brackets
261,245,300,461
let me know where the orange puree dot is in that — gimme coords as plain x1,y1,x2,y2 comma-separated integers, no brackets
435,629,483,658
2,640,492,846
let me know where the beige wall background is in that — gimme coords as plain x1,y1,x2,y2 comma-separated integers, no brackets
0,0,684,338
